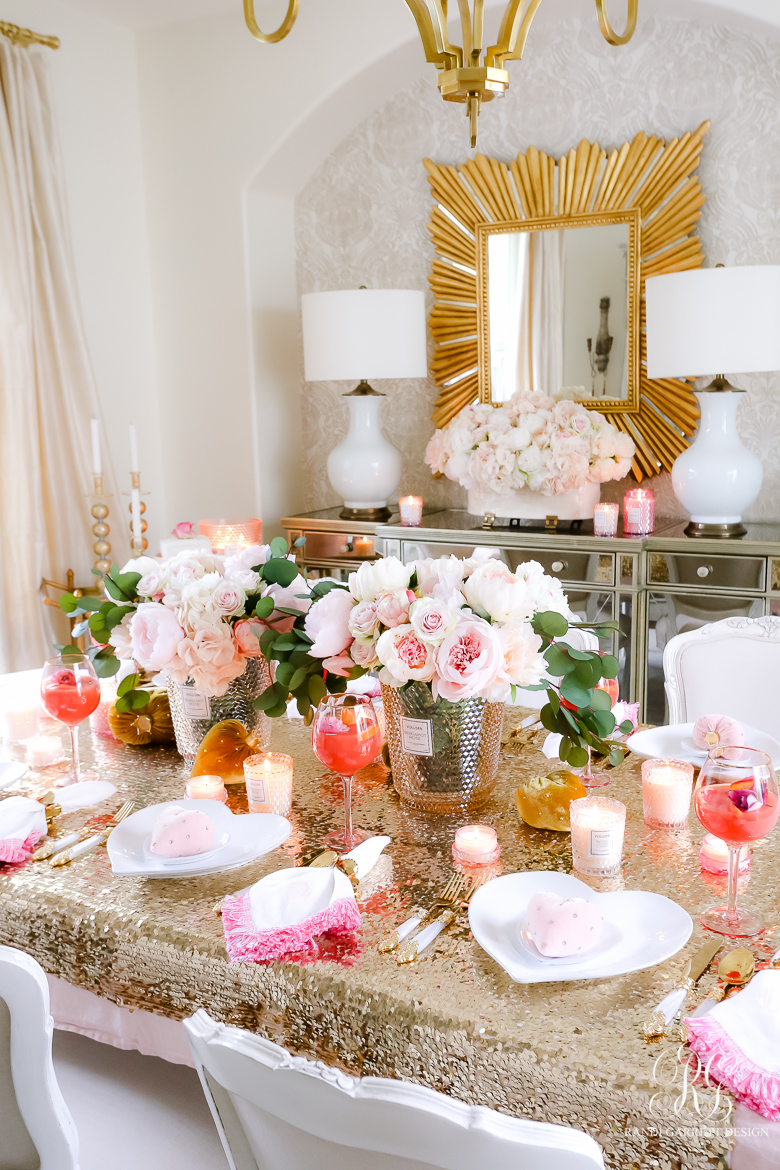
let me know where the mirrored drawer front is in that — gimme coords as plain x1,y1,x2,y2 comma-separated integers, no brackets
648,553,766,591
399,541,614,586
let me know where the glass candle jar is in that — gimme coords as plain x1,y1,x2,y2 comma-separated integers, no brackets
699,832,750,875
570,795,626,877
185,774,228,803
452,824,500,867
641,758,694,829
623,489,655,535
593,501,619,537
243,752,293,816
398,496,423,527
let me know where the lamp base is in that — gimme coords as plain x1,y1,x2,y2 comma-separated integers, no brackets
684,521,747,539
339,505,392,522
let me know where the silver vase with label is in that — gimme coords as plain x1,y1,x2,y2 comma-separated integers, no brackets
381,681,504,814
165,658,272,764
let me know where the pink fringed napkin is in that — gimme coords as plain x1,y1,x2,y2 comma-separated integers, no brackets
222,836,390,964
685,970,780,1120
0,795,47,864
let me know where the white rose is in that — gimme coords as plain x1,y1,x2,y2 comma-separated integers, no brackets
137,570,164,597
177,572,222,627
497,622,546,686
515,561,572,619
348,600,379,642
121,555,161,578
349,557,411,603
223,544,272,575
376,624,436,686
415,556,465,585
212,579,247,617
227,566,262,593
408,598,457,644
462,561,536,625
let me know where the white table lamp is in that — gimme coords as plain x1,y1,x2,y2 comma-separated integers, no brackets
646,265,780,537
302,289,428,520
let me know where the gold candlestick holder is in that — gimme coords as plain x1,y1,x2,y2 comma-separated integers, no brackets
91,474,112,579
127,471,149,554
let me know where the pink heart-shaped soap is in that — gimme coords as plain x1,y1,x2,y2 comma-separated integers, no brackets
150,805,215,858
526,891,603,958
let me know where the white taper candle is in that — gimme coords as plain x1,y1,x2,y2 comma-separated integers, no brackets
129,423,139,474
90,418,101,476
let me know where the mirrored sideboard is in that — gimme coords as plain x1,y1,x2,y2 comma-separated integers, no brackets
282,509,780,722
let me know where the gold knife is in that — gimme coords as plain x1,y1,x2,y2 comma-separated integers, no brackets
643,937,722,1040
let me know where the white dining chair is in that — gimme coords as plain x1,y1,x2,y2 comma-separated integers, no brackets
0,944,80,1170
663,615,780,736
184,1009,605,1170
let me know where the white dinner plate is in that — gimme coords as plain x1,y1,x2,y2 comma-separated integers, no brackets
469,870,692,983
626,722,780,768
0,761,28,791
107,799,292,878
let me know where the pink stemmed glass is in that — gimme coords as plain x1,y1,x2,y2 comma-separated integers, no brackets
40,654,101,786
311,694,380,850
694,747,779,937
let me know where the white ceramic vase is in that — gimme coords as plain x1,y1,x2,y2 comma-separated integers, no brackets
672,392,762,529
327,391,401,516
467,480,600,521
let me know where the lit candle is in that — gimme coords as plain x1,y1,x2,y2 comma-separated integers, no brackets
352,536,375,558
641,758,694,829
593,501,619,537
3,702,40,743
623,488,655,535
25,734,63,768
129,423,139,474
185,774,227,803
699,833,750,875
91,418,101,476
398,495,423,527
243,753,293,816
570,795,626,877
452,824,500,867
89,678,119,738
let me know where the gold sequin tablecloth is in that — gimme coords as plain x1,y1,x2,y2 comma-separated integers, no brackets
2,715,779,1170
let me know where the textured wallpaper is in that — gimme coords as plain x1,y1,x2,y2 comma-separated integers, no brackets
295,16,780,521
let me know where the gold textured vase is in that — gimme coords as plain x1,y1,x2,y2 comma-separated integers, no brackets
381,681,504,814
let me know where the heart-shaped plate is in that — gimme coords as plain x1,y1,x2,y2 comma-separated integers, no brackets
469,870,692,983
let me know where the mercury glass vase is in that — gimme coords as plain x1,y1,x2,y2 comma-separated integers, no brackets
165,657,272,764
381,681,504,814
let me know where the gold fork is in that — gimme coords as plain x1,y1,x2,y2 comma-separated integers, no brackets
397,874,486,964
378,872,465,954
50,801,135,867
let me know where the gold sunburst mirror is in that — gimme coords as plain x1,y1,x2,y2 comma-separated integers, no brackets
425,122,710,480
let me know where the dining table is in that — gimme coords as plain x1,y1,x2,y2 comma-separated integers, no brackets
1,702,779,1170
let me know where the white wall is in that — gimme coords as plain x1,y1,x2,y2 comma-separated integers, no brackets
1,0,162,558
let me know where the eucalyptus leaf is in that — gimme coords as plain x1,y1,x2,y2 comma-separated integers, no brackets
260,559,298,588
93,655,120,678
255,687,282,713
308,675,327,705
325,675,347,695
265,702,289,719
548,689,560,716
599,654,620,680
270,536,289,557
538,611,569,638
560,678,591,708
608,747,625,767
117,673,141,698
619,719,634,735
289,667,307,692
545,645,577,677
254,596,274,620
590,688,614,711
567,744,589,768
129,690,151,710
275,662,295,687
294,537,306,547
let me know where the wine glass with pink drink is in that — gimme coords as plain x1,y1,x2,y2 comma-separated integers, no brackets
40,653,101,786
694,746,779,937
311,694,380,850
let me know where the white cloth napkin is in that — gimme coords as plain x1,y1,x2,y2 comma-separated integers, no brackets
223,836,390,963
0,795,47,863
57,780,117,812
685,970,780,1120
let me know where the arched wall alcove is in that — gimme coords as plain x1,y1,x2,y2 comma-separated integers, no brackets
242,0,780,535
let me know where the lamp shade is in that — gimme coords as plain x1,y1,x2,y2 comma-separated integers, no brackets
645,265,780,379
301,289,428,382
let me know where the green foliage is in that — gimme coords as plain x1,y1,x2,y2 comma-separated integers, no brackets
254,595,275,620
260,558,298,588
114,671,151,713
103,564,142,603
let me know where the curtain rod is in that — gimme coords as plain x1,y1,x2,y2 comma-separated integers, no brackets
0,21,60,49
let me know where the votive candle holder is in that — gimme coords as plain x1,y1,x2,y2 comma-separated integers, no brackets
623,488,655,536
570,795,626,877
25,734,63,768
699,832,750,875
199,517,263,554
398,495,423,527
185,774,228,803
593,501,619,537
244,752,293,816
452,824,500,867
641,758,694,829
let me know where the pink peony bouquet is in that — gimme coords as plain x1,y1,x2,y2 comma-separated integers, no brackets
425,392,635,496
58,540,310,699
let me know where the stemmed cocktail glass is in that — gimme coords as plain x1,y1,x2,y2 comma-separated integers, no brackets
311,694,380,851
41,654,101,786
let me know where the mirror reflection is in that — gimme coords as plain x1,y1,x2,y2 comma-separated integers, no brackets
486,221,630,403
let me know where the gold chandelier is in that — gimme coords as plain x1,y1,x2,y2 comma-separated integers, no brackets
244,1,638,145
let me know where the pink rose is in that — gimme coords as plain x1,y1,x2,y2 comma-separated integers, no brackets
178,624,246,696
348,600,379,641
304,588,355,658
212,580,246,617
375,589,413,629
350,638,380,669
376,625,436,685
409,598,456,644
434,618,503,701
234,618,265,657
129,603,186,675
172,521,195,539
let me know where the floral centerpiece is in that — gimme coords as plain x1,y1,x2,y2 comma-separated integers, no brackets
425,392,635,520
58,538,309,759
253,549,633,811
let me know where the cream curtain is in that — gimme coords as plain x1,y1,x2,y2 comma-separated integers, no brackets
0,40,118,670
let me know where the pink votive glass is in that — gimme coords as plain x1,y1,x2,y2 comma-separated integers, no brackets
199,517,263,554
243,753,293,816
185,774,228,803
641,758,694,829
623,489,655,536
699,833,750,875
452,824,500,867
398,496,423,527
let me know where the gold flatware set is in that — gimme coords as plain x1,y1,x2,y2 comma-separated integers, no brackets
44,800,135,867
379,872,485,965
